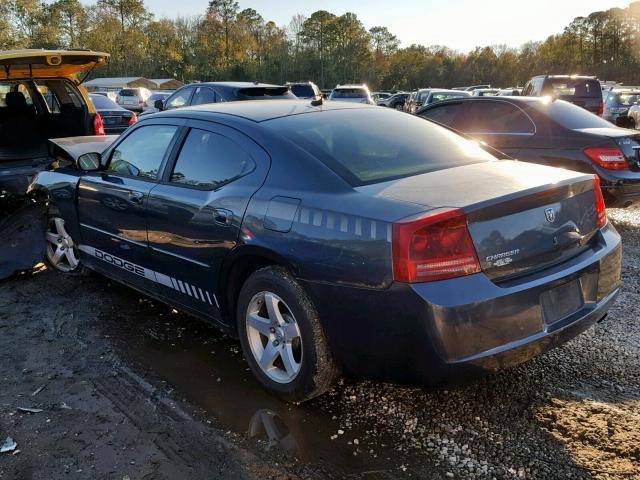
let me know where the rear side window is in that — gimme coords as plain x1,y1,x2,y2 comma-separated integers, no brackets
238,87,295,99
463,101,535,134
108,125,177,179
543,78,601,98
533,100,613,130
265,108,495,186
170,128,255,189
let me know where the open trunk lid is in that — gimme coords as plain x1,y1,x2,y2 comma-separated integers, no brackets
0,50,109,80
360,160,601,281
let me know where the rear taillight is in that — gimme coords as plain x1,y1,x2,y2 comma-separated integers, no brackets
93,113,105,136
392,208,481,283
593,175,607,227
598,101,604,116
584,147,628,170
128,113,137,125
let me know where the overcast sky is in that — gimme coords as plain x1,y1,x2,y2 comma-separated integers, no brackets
135,0,630,52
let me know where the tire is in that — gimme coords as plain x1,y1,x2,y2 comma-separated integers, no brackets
44,216,89,276
237,266,339,402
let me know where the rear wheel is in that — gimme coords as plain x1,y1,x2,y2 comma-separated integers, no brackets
45,217,87,275
237,267,339,402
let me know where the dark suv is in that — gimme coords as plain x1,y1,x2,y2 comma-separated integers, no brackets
522,75,603,115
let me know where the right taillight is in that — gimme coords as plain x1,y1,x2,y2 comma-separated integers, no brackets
593,175,607,227
392,208,481,283
584,147,628,170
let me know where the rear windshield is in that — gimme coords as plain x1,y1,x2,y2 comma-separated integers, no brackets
543,78,601,98
331,88,367,99
532,99,613,129
290,84,315,98
238,87,295,99
264,109,496,186
119,89,138,96
91,94,118,109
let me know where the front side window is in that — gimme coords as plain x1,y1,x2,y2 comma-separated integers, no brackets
463,101,535,134
165,88,193,109
170,128,255,189
191,87,216,106
420,103,466,128
107,125,178,179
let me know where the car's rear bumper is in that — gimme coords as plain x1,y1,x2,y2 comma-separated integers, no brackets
601,182,640,207
104,126,129,135
301,222,621,385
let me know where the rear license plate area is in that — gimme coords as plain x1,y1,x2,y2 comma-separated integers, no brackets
103,116,118,125
540,279,584,325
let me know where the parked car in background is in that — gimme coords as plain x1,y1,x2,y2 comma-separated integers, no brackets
378,92,409,110
403,91,417,112
603,89,640,128
144,91,171,111
286,81,321,99
496,88,522,96
31,100,621,402
472,88,500,97
404,88,430,114
0,49,109,196
522,75,603,115
425,89,471,104
452,85,491,91
142,82,297,116
89,93,136,135
328,84,374,104
116,87,152,112
418,96,640,207
372,92,392,102
91,91,118,103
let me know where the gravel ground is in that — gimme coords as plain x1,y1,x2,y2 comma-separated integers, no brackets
0,206,638,480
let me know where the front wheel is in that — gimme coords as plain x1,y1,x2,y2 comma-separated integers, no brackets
44,217,87,275
237,267,339,402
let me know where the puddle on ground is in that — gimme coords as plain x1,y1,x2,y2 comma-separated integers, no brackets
99,283,420,478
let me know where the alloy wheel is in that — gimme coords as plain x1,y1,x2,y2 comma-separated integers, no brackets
246,291,303,384
45,217,80,272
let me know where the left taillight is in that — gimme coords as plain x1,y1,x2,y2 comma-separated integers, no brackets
584,147,628,170
128,113,137,125
598,101,604,116
593,175,607,227
392,208,481,283
93,113,105,136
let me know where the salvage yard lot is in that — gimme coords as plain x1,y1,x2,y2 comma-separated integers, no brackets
0,207,638,480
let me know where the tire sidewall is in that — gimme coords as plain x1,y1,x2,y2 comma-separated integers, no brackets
237,268,328,401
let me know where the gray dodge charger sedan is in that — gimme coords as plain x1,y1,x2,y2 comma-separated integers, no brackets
29,100,622,402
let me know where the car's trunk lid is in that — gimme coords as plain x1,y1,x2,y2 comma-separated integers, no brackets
0,50,109,80
359,160,600,281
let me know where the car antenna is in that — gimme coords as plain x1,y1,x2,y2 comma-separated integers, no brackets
311,95,323,107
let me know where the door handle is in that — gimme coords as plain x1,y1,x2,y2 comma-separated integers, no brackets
129,191,144,204
213,208,232,226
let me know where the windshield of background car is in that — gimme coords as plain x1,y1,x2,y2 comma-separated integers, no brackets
429,92,468,103
91,94,119,109
264,109,496,186
331,88,367,99
532,99,613,129
290,84,315,97
544,79,601,98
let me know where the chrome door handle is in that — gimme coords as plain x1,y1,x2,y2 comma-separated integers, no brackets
129,191,144,204
213,208,232,226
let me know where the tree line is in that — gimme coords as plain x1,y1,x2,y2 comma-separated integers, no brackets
2,0,640,90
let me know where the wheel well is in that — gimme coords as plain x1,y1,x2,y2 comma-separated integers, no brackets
223,254,281,327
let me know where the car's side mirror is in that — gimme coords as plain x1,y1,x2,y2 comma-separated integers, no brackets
77,152,101,171
154,99,164,111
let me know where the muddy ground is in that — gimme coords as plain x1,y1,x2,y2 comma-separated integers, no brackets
0,207,639,480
